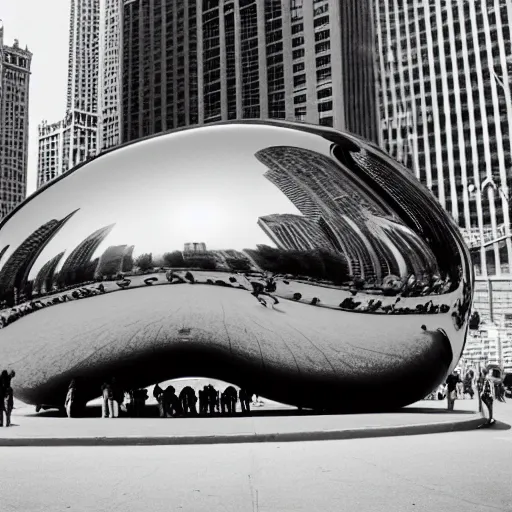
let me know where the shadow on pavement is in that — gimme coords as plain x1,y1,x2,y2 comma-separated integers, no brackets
19,402,478,419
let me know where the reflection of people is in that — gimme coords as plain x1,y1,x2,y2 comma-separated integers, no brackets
251,280,279,307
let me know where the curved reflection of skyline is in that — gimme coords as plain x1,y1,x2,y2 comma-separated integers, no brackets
0,123,466,304
255,146,439,282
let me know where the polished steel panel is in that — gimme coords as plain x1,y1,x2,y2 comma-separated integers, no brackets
0,121,473,411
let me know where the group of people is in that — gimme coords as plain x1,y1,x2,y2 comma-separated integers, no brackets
0,284,106,329
441,368,503,425
152,383,254,418
0,369,15,427
338,296,450,315
63,378,255,419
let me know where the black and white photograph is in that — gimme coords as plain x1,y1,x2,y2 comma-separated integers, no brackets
0,0,511,510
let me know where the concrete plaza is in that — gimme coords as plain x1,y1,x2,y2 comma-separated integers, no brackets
0,401,510,512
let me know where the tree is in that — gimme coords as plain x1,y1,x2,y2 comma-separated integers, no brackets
163,251,185,267
135,253,154,273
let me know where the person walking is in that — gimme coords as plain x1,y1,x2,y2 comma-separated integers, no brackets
480,368,496,426
64,379,77,418
0,370,15,427
445,370,461,411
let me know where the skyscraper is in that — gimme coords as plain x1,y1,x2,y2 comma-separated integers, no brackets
98,0,123,152
37,0,100,188
375,0,512,327
0,22,32,219
120,0,378,143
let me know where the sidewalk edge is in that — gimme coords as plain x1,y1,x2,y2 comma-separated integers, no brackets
0,414,484,447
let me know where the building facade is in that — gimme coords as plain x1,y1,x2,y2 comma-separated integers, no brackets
98,0,123,152
0,23,32,219
121,0,378,143
375,0,512,357
375,0,512,279
37,0,101,188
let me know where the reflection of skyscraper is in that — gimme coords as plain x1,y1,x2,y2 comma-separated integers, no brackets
256,146,406,281
184,242,207,254
258,214,332,252
0,245,10,263
96,245,129,277
34,252,65,295
59,224,115,287
122,244,134,272
0,211,78,304
341,145,460,279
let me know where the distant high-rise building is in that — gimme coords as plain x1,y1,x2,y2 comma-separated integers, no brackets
37,0,100,188
95,244,128,277
375,0,512,328
184,242,207,253
0,22,32,219
120,0,378,143
58,223,115,287
98,0,123,152
0,211,77,305
33,251,65,295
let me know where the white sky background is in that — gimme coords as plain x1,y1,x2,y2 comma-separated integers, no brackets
0,0,70,196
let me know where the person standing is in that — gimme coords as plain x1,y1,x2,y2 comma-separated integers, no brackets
0,370,15,427
65,379,77,418
101,381,114,418
480,368,496,426
153,384,166,417
445,370,461,411
239,388,252,414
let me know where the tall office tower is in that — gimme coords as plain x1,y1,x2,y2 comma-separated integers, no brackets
120,0,378,143
375,0,512,329
37,0,100,188
98,0,123,152
0,22,32,219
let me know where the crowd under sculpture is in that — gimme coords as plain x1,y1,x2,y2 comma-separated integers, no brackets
0,121,473,412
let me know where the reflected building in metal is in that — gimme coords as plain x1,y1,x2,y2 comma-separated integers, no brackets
0,121,473,412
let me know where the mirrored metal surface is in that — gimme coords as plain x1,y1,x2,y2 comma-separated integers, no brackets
0,121,473,411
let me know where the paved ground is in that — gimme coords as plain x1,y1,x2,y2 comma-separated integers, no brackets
1,398,481,445
0,401,510,512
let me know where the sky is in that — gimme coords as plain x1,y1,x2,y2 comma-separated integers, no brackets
0,124,330,278
0,0,71,196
